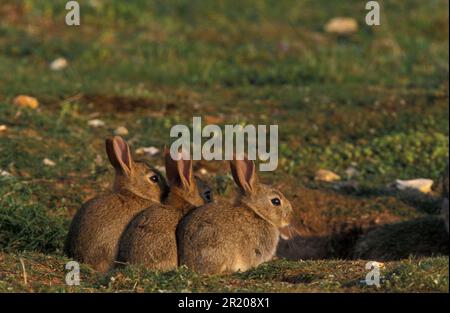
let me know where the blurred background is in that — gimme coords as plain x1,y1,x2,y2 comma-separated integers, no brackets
0,0,448,292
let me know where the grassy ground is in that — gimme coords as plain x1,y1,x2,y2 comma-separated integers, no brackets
0,0,448,292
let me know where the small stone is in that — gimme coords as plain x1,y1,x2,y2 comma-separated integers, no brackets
43,158,56,167
49,57,68,71
1,170,12,177
88,119,105,128
94,154,103,166
324,17,358,35
13,95,39,109
393,179,434,194
135,146,160,157
315,169,341,182
113,126,129,136
0,125,7,132
345,166,359,179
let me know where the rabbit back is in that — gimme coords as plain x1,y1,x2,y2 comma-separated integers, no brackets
65,191,154,272
178,202,279,275
118,204,183,270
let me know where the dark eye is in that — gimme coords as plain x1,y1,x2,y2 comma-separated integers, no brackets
149,175,159,183
271,198,281,206
203,191,212,202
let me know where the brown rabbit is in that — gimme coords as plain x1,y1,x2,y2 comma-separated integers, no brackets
117,148,207,270
64,136,168,273
177,157,294,275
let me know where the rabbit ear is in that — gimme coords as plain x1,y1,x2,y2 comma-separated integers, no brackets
164,146,178,185
230,157,258,194
106,136,133,176
165,147,193,189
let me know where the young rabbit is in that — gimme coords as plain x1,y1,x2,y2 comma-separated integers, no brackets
64,136,168,273
177,157,294,275
117,148,207,270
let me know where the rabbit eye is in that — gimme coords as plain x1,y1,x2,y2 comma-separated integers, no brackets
271,198,281,206
149,175,159,183
203,190,212,202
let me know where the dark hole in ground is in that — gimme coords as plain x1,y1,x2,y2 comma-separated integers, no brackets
277,217,449,262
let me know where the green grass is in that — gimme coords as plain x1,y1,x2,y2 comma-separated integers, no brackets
0,252,447,292
0,0,448,292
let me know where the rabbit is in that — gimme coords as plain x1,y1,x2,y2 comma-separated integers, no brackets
64,136,168,273
177,157,294,275
117,148,208,270
442,162,449,233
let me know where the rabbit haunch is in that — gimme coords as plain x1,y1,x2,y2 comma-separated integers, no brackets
170,116,278,171
64,136,168,273
117,148,208,270
177,157,293,275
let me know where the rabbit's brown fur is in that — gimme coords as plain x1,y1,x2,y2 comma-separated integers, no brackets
177,158,293,275
64,136,168,273
117,148,207,270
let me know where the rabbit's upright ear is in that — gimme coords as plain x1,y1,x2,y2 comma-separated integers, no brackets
105,136,133,176
165,147,193,189
230,157,258,194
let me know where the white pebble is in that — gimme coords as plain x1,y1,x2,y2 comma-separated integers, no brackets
114,126,129,136
135,146,160,157
43,158,56,167
393,179,434,194
324,17,358,35
315,169,341,182
1,170,12,177
49,57,68,71
88,119,105,128
345,166,359,178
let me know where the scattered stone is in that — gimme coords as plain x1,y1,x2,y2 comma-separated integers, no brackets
1,170,12,177
114,126,129,136
88,119,105,128
13,95,39,109
324,17,358,35
0,125,7,132
393,179,434,194
49,57,68,71
94,154,103,166
345,166,359,179
135,146,160,157
43,158,56,167
315,169,341,182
